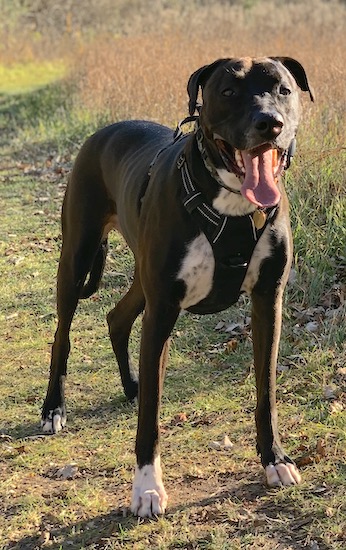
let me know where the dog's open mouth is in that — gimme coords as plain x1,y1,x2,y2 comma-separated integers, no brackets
214,138,284,208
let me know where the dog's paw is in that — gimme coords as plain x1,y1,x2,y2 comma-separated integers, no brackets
41,408,66,434
124,379,139,402
130,457,168,517
266,462,301,487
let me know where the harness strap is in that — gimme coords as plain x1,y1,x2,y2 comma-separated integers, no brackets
178,153,278,266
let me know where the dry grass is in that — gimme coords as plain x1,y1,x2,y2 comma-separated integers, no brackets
72,2,345,143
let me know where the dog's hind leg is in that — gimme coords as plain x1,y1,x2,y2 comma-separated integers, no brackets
42,186,109,433
42,236,104,433
107,266,145,400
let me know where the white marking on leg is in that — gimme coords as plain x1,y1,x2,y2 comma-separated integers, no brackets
266,462,301,487
131,455,167,517
177,233,215,309
241,227,273,295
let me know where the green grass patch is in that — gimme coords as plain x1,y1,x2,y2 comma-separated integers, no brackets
0,60,67,94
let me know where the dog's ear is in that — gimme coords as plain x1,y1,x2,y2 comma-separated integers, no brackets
271,57,315,102
187,58,229,115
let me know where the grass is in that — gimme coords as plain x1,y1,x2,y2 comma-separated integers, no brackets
0,2,346,548
0,61,67,94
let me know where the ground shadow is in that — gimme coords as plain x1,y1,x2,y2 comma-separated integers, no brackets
7,475,330,550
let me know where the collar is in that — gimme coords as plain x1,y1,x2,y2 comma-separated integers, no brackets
194,120,242,195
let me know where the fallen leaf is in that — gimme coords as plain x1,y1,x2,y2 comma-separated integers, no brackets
253,516,267,527
226,339,238,352
329,400,343,414
15,446,27,454
210,441,222,450
323,385,337,400
296,443,309,452
295,454,315,467
26,395,39,404
296,439,327,467
305,321,319,332
312,485,328,494
316,439,326,457
336,367,346,376
55,463,79,480
223,434,233,449
174,412,187,423
210,434,233,451
38,530,51,546
224,322,243,334
277,364,289,373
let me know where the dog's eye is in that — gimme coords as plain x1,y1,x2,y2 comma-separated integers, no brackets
222,89,236,97
279,86,291,96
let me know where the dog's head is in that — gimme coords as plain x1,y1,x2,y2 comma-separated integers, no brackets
187,57,314,207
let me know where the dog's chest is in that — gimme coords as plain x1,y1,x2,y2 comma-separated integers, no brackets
177,233,215,310
177,227,273,312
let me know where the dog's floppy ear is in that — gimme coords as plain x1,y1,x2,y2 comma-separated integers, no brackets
187,58,229,115
272,57,315,102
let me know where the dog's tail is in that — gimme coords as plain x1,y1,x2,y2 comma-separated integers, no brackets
79,239,108,299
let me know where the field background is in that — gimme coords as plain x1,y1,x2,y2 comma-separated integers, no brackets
0,1,345,548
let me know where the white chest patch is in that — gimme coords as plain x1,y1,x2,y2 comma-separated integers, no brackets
213,169,256,217
241,226,273,295
177,233,215,309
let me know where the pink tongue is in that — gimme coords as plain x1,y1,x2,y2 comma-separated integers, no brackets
240,149,281,207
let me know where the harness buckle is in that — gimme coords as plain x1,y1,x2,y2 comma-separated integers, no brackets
221,256,248,269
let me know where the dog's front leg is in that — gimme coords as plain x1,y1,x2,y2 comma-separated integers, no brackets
252,288,301,487
131,301,179,517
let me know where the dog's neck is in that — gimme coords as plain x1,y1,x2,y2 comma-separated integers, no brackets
187,126,259,217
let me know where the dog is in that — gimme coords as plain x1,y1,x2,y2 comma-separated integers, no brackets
42,57,314,517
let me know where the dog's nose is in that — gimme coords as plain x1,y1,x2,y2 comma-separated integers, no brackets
254,113,283,139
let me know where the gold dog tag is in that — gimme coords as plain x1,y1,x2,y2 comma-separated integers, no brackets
253,210,267,230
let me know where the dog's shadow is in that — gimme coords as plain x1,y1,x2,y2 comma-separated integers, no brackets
3,393,134,441
6,478,266,550
7,478,312,550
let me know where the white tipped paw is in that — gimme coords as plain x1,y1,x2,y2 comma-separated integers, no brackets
266,462,301,487
131,488,167,517
41,409,66,434
131,457,168,517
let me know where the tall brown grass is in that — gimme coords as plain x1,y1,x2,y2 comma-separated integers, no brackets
72,0,345,150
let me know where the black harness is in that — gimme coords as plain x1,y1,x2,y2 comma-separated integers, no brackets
177,151,278,271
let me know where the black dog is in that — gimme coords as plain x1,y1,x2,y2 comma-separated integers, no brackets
42,57,314,517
